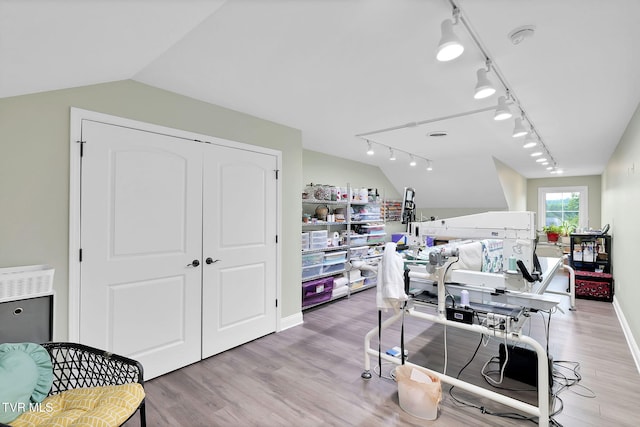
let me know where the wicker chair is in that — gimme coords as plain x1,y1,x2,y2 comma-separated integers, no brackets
1,342,146,427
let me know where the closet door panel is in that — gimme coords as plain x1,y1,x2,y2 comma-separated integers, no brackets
201,144,278,358
79,120,203,379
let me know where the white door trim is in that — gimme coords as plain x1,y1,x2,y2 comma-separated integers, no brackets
68,107,283,341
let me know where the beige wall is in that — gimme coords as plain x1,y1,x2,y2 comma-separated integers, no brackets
527,175,602,230
0,80,303,340
602,101,640,357
495,158,527,211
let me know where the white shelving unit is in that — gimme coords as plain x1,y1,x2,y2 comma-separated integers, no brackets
301,184,385,309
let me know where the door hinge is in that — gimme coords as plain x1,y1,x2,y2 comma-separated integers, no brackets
275,169,279,179
275,299,278,308
77,140,86,157
79,248,83,262
275,235,278,243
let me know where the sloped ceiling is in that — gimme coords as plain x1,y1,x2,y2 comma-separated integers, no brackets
2,0,640,209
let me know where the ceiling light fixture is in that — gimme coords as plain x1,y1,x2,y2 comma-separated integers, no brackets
522,133,538,148
436,8,464,62
530,151,543,157
536,158,548,163
473,63,496,99
356,137,433,172
366,140,374,155
512,117,528,138
493,95,512,121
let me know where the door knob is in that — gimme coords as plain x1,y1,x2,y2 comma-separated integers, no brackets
187,259,200,267
205,257,220,265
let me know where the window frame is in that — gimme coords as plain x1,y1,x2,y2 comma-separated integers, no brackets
537,186,588,230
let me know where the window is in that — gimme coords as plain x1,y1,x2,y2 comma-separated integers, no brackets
538,186,588,230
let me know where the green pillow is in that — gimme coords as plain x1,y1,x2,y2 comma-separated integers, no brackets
0,343,53,423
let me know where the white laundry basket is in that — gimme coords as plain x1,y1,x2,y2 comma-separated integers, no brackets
396,364,442,420
0,264,55,300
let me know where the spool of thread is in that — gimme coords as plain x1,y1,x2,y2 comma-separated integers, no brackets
460,290,470,307
508,256,517,271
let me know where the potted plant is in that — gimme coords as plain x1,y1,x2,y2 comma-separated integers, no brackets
559,220,577,244
543,224,561,242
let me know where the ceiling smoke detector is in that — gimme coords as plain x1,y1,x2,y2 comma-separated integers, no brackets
508,25,536,45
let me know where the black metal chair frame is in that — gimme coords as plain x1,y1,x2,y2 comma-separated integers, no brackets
0,342,146,427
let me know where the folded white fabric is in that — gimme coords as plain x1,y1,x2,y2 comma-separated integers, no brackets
376,242,407,311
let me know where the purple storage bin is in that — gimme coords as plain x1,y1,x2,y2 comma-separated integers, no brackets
302,276,334,307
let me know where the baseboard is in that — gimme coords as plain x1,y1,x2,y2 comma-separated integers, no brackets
279,311,304,331
613,295,640,375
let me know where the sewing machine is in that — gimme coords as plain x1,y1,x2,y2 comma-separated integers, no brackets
362,211,576,427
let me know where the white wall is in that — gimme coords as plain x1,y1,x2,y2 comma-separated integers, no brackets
602,101,640,363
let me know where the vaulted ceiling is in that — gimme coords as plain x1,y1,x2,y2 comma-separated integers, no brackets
2,0,639,208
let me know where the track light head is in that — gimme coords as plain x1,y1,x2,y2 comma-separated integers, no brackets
366,141,374,155
512,117,528,137
426,160,433,171
493,96,512,121
409,155,417,167
474,68,495,99
436,19,464,62
523,133,537,148
389,148,396,161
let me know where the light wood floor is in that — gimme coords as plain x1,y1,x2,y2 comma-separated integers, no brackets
124,274,640,426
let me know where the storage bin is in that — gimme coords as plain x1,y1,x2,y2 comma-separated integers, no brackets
302,252,325,266
575,270,614,302
324,251,347,263
302,277,334,307
364,277,377,287
361,224,385,234
0,265,55,300
350,277,365,290
359,213,382,221
322,262,345,274
302,264,323,280
310,240,328,250
301,233,310,251
350,235,368,245
310,230,329,250
310,230,328,239
367,234,387,244
350,246,369,259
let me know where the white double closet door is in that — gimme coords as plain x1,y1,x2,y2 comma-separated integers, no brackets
78,120,277,379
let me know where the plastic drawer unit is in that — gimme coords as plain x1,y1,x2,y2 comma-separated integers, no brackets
302,252,325,266
302,264,323,280
322,262,345,274
309,230,328,250
302,277,334,307
324,251,347,263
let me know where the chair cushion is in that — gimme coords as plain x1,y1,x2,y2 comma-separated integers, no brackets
9,383,145,427
0,343,53,424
